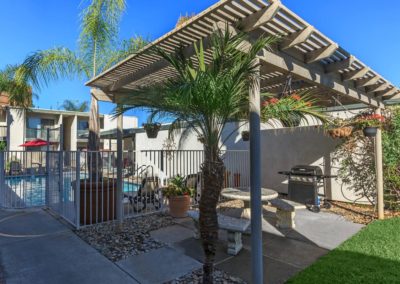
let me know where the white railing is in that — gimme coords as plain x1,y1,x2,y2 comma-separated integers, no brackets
0,150,250,228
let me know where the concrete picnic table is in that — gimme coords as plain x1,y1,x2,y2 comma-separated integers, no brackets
221,187,278,219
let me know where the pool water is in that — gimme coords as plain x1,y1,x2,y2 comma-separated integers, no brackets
4,175,140,208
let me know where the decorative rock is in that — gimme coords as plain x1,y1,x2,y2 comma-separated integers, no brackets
75,213,174,262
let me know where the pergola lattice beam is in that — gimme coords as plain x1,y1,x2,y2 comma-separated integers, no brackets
324,56,355,74
279,25,314,50
355,75,380,87
342,67,370,81
239,1,281,32
305,43,338,64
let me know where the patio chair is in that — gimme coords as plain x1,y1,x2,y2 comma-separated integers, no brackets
130,176,162,212
186,173,202,203
9,161,22,176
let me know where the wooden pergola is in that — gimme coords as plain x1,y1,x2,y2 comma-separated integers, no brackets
86,0,397,281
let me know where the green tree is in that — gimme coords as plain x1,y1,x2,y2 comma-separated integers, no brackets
60,100,89,112
116,26,325,283
1,0,147,178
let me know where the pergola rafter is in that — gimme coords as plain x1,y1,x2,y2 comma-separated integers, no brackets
86,0,397,108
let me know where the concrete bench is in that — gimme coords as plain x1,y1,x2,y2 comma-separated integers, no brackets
187,210,250,256
269,198,305,229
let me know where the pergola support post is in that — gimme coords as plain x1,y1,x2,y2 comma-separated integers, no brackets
116,112,124,225
375,107,384,220
249,59,263,284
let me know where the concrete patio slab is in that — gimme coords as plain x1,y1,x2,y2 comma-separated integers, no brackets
116,247,202,284
171,237,233,265
0,209,68,246
0,211,137,284
287,209,364,250
150,224,194,244
216,248,302,284
243,232,328,269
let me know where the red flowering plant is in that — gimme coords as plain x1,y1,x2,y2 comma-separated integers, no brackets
353,112,385,129
260,91,326,127
162,175,194,198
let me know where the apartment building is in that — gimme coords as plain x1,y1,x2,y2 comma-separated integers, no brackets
0,107,137,151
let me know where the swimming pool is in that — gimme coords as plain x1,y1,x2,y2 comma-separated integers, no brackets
3,175,140,208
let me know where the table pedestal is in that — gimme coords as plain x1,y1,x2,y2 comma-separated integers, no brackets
242,201,252,219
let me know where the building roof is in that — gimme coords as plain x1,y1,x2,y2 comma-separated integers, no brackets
86,0,399,107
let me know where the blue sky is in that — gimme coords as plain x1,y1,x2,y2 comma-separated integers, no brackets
1,0,399,124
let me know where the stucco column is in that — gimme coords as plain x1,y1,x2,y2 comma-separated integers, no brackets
249,58,263,284
374,107,384,219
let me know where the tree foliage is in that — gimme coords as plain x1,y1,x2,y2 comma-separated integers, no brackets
61,100,89,112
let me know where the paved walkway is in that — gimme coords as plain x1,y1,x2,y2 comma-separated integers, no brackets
0,209,138,284
0,207,364,284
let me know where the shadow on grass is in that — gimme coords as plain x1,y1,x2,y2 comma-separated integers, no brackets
287,250,400,283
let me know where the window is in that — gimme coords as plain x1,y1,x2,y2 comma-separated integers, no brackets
78,120,89,130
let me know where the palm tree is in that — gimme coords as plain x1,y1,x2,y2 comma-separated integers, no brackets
116,27,325,283
2,0,147,178
60,100,89,112
0,65,35,107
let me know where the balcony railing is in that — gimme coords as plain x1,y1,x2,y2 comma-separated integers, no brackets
26,128,60,142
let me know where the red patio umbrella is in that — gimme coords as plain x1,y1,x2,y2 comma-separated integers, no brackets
20,139,55,147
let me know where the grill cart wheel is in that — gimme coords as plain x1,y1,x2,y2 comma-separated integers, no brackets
307,204,321,213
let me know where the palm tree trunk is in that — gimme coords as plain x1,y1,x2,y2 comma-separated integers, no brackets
199,146,224,284
88,94,102,180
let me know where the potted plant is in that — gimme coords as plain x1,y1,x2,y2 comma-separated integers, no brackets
325,118,354,139
143,122,161,138
241,130,250,141
163,175,193,218
355,113,385,137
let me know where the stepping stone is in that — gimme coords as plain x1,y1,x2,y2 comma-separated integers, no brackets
150,225,194,244
116,247,202,284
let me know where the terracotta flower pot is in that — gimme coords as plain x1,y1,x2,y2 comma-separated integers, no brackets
168,195,191,218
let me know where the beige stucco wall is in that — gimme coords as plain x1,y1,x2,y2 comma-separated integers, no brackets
135,117,370,204
7,108,26,151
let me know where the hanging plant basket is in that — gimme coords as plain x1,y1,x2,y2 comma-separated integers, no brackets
241,131,250,141
327,126,353,139
363,126,378,137
143,123,161,139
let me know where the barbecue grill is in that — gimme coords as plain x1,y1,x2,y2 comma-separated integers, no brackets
278,165,336,212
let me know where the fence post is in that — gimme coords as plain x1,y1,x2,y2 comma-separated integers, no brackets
59,149,64,215
0,151,4,207
75,151,80,229
116,113,123,224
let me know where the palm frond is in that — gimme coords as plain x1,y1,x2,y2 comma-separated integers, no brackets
17,47,87,90
79,0,126,76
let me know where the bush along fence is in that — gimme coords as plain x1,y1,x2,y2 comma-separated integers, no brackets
0,150,250,228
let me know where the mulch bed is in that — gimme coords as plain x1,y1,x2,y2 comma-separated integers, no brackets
326,201,400,225
75,213,174,262
165,269,246,284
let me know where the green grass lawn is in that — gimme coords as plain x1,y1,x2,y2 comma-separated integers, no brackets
287,217,400,284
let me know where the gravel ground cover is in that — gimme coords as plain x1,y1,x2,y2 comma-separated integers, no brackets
75,213,174,262
165,269,246,284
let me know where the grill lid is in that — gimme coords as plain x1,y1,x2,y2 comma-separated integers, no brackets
290,165,323,176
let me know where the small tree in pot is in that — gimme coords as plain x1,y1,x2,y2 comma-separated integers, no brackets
163,175,193,218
